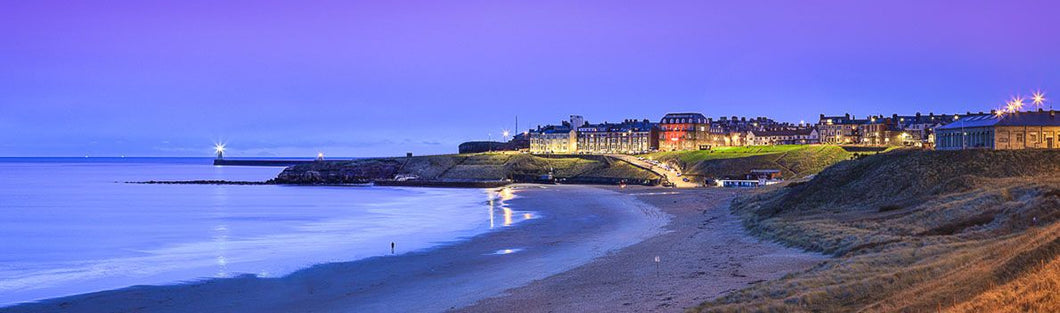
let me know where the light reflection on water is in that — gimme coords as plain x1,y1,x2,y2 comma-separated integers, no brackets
0,161,541,306
489,248,524,255
487,187,534,228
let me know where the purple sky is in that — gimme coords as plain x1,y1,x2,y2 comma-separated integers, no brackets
2,0,1058,157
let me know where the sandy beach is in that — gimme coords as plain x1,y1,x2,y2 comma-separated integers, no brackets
458,187,828,312
2,185,826,313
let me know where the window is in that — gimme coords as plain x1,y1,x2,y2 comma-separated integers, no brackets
1016,133,1024,142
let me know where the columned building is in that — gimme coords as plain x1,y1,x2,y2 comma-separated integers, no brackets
935,110,1059,150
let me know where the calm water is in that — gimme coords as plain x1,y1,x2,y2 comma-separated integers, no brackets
0,158,526,306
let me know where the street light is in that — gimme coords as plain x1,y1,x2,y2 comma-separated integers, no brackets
1011,95,1025,111
1033,90,1046,108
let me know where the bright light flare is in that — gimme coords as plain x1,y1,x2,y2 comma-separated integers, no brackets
1011,96,1025,111
214,143,226,153
1032,90,1046,106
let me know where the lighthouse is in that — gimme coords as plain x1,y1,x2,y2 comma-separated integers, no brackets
214,144,225,160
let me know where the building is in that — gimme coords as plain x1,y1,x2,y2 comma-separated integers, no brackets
706,116,778,147
658,113,711,151
530,115,658,154
892,113,948,148
818,114,862,145
819,112,960,147
576,119,658,154
935,110,1060,150
529,125,576,154
746,128,819,146
715,169,783,187
529,116,581,154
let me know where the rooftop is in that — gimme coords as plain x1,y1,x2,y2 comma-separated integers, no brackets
935,110,1059,130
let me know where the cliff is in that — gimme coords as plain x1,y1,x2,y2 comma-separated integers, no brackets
269,153,662,185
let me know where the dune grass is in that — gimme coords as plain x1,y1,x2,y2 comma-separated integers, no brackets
693,150,1060,312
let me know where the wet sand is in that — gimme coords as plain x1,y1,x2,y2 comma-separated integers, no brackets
457,187,828,312
1,185,669,313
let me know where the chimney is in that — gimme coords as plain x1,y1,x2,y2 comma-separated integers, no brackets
819,113,825,119
845,113,850,119
916,112,921,117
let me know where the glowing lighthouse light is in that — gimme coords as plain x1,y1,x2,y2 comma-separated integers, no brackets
317,152,324,161
214,143,226,160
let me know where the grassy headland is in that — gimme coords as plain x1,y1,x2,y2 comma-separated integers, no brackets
695,149,1060,312
643,145,855,180
270,153,661,185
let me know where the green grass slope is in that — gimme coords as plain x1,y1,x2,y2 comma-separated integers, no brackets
645,145,853,179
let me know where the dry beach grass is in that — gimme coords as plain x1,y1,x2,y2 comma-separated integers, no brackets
695,149,1060,312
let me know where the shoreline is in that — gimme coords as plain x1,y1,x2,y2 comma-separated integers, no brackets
1,185,669,313
457,187,828,312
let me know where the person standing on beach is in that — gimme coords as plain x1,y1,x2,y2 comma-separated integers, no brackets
391,242,395,254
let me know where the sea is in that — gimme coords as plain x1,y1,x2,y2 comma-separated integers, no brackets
0,158,524,306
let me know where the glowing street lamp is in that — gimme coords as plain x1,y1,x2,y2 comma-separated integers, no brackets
502,130,511,141
1032,90,1046,108
1011,96,1025,112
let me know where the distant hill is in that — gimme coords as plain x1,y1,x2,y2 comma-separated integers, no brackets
697,149,1060,312
644,145,854,180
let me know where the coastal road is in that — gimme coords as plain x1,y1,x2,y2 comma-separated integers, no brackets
609,154,699,188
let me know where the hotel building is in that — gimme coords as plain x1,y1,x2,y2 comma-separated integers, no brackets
658,113,711,151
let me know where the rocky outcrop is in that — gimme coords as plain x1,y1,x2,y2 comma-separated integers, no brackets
270,158,404,184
